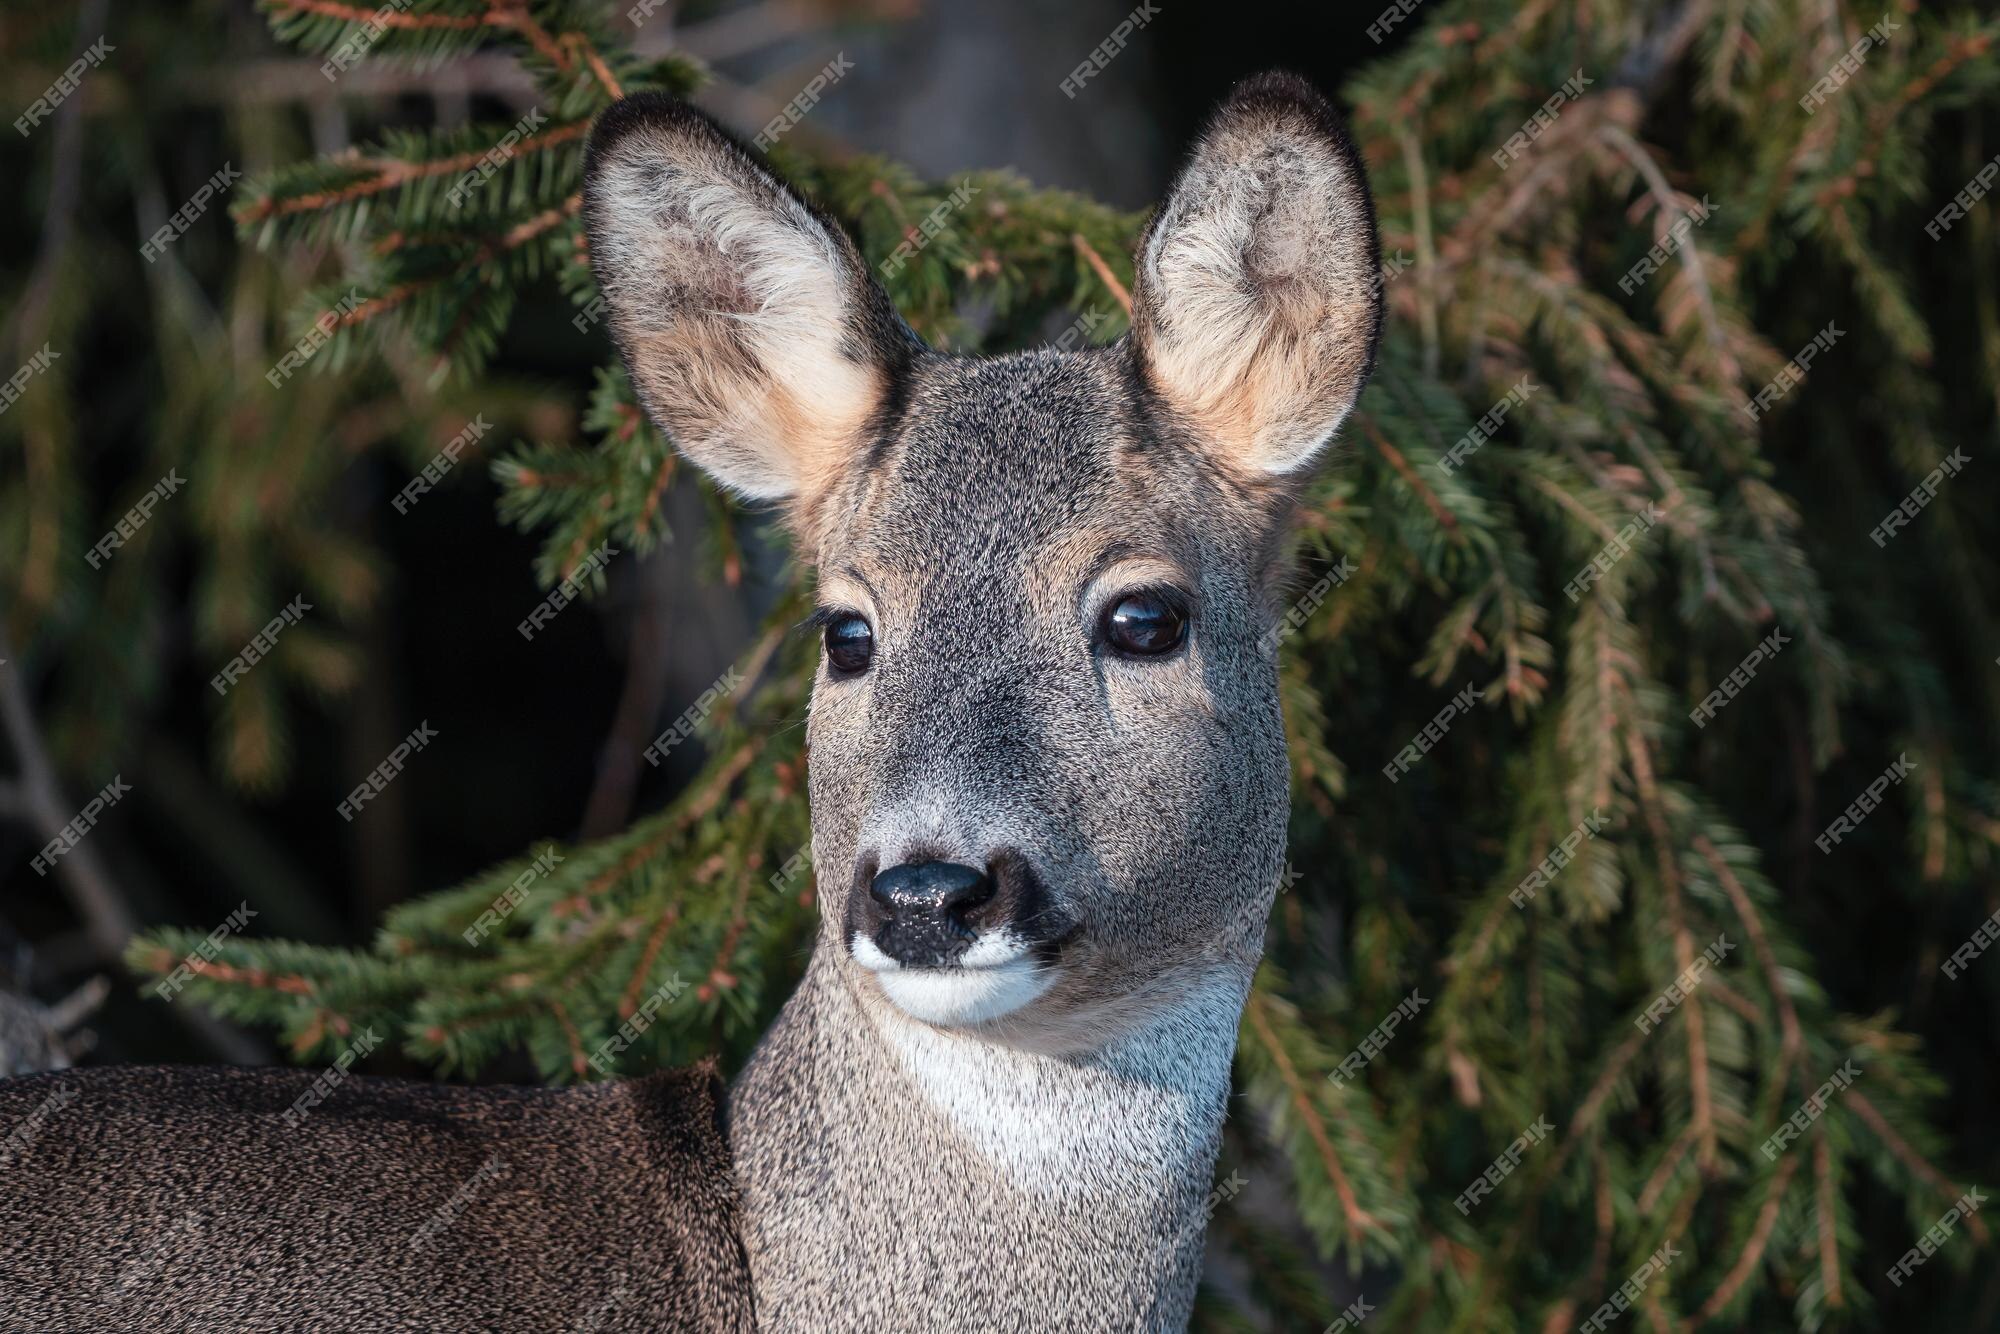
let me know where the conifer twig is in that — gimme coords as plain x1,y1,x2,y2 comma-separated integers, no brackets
1521,470,1624,545
244,124,589,223
1682,1154,1798,1330
1596,125,1734,381
331,193,584,335
565,32,625,100
271,0,483,32
1845,1088,1989,1243
549,996,588,1076
1699,975,1762,1025
1692,833,1802,1080
1395,126,1439,377
266,0,602,85
553,740,762,917
697,854,760,1001
1070,233,1131,316
1583,1147,1614,1306
617,902,683,1019
1562,1019,1652,1161
1636,1123,1698,1214
1814,1132,1843,1309
1628,731,1715,1169
1849,32,1995,186
171,954,316,996
1243,991,1382,1247
1360,417,1459,533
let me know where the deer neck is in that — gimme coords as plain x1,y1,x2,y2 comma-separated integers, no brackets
727,945,1248,1332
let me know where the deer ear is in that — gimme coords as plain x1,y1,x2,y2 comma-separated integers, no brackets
1130,72,1383,477
583,94,918,503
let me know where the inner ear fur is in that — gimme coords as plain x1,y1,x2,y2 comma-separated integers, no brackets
583,94,918,518
1129,71,1384,478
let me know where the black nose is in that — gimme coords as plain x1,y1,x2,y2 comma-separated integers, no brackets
866,861,994,966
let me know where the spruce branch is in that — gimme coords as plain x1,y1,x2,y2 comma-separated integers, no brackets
1360,415,1462,536
1627,730,1717,1170
237,121,590,225
1682,1155,1798,1331
1845,1089,1990,1244
552,740,763,919
1240,982,1394,1257
1069,232,1132,315
1813,1132,1843,1310
1692,833,1804,1082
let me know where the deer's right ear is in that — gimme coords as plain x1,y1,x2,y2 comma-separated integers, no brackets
584,94,918,504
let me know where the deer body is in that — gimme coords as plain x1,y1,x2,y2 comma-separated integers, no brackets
0,1061,753,1332
0,72,1380,1333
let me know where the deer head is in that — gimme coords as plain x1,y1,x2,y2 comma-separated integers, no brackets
584,72,1380,1052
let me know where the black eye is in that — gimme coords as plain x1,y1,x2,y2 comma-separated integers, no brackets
1100,590,1188,658
823,614,874,675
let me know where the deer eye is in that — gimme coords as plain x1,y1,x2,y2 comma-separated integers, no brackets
824,614,874,675
1100,589,1188,659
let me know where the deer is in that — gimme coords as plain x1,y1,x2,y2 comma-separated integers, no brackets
0,70,1381,1332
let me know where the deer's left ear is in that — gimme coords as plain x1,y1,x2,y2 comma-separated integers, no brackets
1129,72,1383,477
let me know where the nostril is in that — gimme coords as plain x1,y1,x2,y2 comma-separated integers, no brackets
868,861,993,921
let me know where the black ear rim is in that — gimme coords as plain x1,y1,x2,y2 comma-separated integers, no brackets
580,91,925,364
1133,69,1386,402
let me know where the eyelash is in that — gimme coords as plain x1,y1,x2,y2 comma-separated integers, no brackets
801,606,861,634
1095,584,1192,618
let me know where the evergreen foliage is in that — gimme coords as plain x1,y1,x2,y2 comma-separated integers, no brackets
6,0,1996,1327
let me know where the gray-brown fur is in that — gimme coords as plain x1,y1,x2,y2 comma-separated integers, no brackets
589,70,1381,1330
0,70,1378,1333
0,1061,750,1331
728,345,1289,1329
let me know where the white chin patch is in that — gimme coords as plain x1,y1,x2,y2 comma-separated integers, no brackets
851,931,1055,1027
